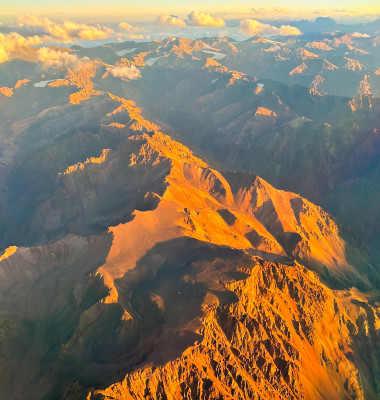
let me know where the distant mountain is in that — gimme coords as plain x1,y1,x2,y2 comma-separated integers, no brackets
75,37,379,246
271,17,340,34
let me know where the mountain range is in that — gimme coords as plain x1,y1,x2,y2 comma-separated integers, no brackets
0,23,380,400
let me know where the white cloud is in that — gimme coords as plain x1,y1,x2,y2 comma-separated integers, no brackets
240,19,302,36
187,11,226,27
0,46,9,63
352,32,370,38
251,7,289,16
157,14,187,27
116,33,150,41
313,9,329,15
119,22,137,31
251,8,267,15
313,8,355,15
0,32,42,63
38,47,88,69
278,25,302,36
19,15,113,43
272,6,289,13
107,65,141,80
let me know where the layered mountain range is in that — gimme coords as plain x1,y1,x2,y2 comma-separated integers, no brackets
0,28,379,400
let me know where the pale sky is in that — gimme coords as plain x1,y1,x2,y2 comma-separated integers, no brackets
1,0,379,21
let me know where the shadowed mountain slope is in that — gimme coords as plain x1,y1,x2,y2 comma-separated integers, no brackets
0,70,379,399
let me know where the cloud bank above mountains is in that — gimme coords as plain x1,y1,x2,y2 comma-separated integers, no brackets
240,19,302,36
18,15,113,42
187,11,226,27
157,14,187,28
157,11,225,27
106,65,142,79
37,47,88,69
0,9,378,64
0,32,42,62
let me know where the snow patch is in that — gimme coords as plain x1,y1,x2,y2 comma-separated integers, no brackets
33,80,54,88
115,48,137,56
145,56,164,66
211,78,219,83
202,50,226,60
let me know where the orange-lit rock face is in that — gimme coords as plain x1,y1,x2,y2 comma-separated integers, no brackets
67,62,97,88
255,107,277,117
92,260,370,400
107,93,160,132
296,48,319,59
289,62,307,75
322,59,338,70
357,76,372,96
306,41,334,51
77,96,366,309
349,76,373,111
69,88,102,104
14,79,30,89
61,149,110,175
106,122,125,128
203,58,229,74
67,62,102,104
0,246,17,262
48,79,70,87
227,71,249,86
309,75,326,96
0,87,14,97
344,57,364,72
133,51,151,66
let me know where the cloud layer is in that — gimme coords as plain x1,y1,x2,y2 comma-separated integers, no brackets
0,11,326,65
157,14,186,27
107,65,141,80
19,15,113,42
0,32,42,63
187,11,225,27
251,6,289,16
241,19,302,36
38,47,88,69
119,22,137,32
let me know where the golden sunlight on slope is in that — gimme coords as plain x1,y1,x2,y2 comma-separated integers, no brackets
60,149,110,175
92,259,368,400
48,79,70,87
105,122,125,128
255,107,277,117
107,93,160,132
84,102,364,305
227,71,249,87
67,61,102,104
289,63,307,75
0,246,17,262
14,79,30,89
306,41,334,51
297,49,319,60
344,57,365,72
0,87,14,97
97,201,182,304
69,88,102,104
1,82,378,399
202,58,229,74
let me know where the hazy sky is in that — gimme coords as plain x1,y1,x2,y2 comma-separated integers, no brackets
1,0,379,21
